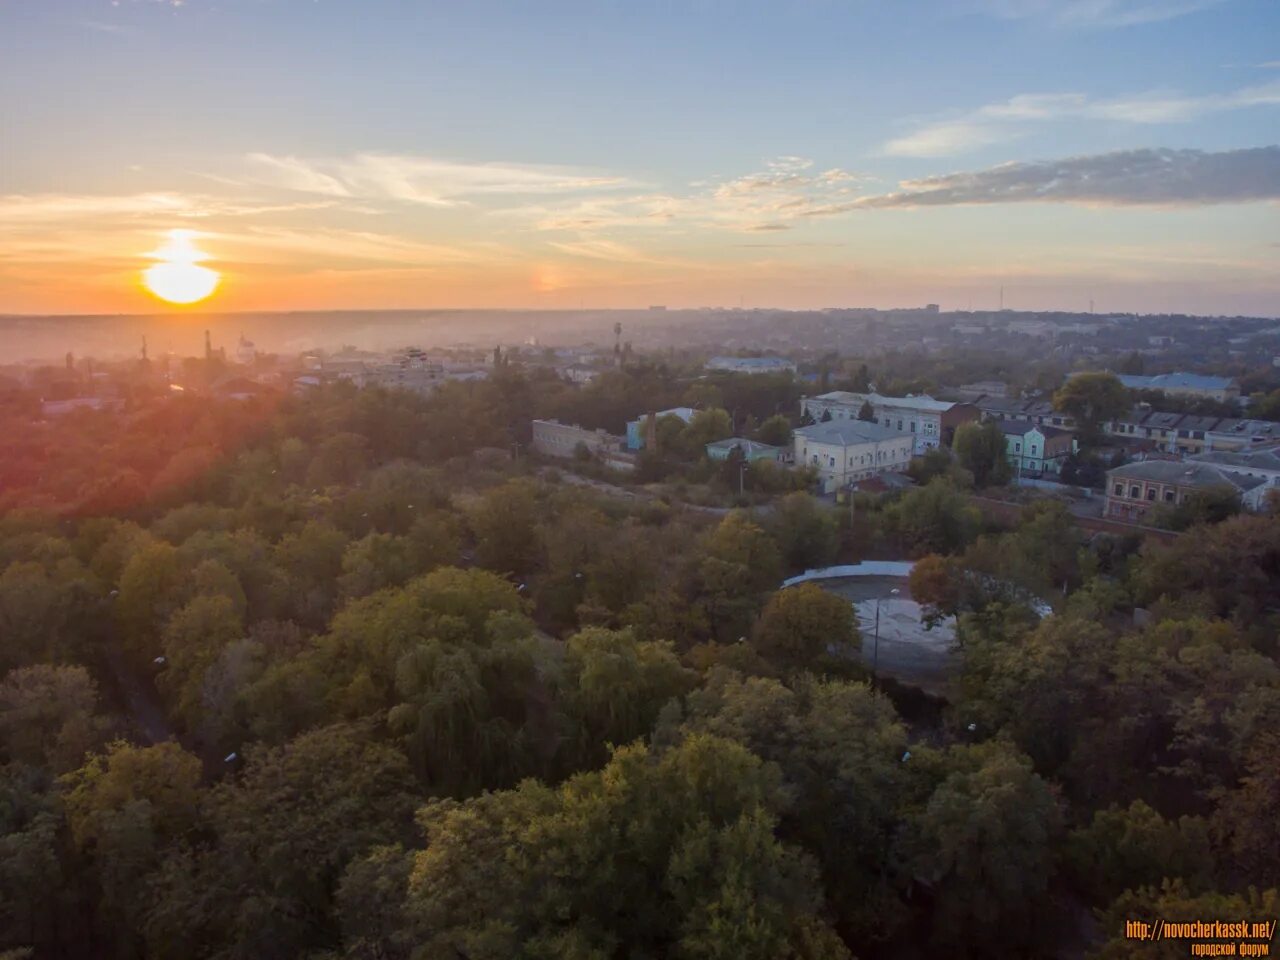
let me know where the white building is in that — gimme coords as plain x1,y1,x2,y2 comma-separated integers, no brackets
531,419,624,459
799,391,978,455
793,420,915,494
1188,447,1280,490
705,356,796,376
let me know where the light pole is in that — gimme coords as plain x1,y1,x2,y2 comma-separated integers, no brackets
738,458,747,496
872,587,900,689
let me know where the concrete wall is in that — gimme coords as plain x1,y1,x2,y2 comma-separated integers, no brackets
781,561,915,587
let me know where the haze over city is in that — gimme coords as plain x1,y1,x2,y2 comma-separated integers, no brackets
3,0,1279,317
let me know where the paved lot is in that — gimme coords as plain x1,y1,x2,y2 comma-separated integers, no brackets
815,576,957,695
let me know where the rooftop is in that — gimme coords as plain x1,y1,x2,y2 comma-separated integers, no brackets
795,419,913,446
629,407,698,425
975,396,1033,415
1108,459,1267,492
812,390,958,413
994,420,1073,439
705,437,783,455
1116,372,1238,391
1210,418,1280,439
1190,447,1280,472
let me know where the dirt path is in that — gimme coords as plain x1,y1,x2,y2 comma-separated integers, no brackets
103,650,177,745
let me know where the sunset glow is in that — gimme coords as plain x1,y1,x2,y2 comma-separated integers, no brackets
142,230,220,305
2,1,1278,315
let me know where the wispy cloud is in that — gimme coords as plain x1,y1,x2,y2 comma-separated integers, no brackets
0,192,338,226
884,80,1280,155
505,157,868,233
830,147,1280,210
545,239,668,264
972,0,1226,28
244,153,631,206
215,227,501,267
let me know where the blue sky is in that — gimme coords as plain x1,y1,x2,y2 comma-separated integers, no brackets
2,0,1278,314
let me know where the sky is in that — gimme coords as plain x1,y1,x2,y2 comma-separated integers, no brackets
1,0,1278,316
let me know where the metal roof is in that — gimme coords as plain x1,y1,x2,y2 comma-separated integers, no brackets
1117,372,1238,391
1107,459,1267,492
994,420,1073,440
795,420,914,445
812,390,958,413
1191,448,1280,471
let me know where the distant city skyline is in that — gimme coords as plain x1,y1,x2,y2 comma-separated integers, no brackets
2,0,1279,316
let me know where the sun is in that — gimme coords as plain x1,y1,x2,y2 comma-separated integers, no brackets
143,229,220,304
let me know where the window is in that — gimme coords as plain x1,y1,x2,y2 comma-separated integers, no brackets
1129,486,1140,498
1030,445,1038,456
1014,442,1021,453
1164,490,1175,502
829,456,835,467
1113,483,1124,496
911,422,916,432
1146,487,1156,501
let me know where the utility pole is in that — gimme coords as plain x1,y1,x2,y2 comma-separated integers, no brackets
871,587,900,690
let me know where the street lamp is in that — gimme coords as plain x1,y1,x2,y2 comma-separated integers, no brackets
872,587,900,689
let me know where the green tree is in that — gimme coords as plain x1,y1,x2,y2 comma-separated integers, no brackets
1063,801,1211,905
403,734,850,960
856,400,875,422
754,413,792,447
307,431,371,487
143,722,418,960
887,480,981,555
158,593,245,729
0,665,108,772
909,554,962,626
1146,484,1241,531
61,741,204,950
765,493,839,571
683,672,911,941
1214,733,1280,888
467,479,540,576
704,512,783,596
334,845,416,960
907,447,956,486
952,420,1011,488
1053,372,1129,437
337,532,417,601
560,627,695,769
753,583,859,672
683,408,734,456
0,559,102,671
0,770,68,954
899,742,1061,957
